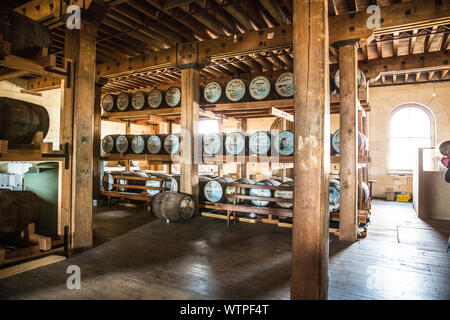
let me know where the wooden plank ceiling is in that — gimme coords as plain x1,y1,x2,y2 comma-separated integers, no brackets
5,0,450,90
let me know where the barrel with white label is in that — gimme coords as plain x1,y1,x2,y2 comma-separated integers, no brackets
131,135,150,154
225,79,247,102
249,179,282,207
273,130,294,156
202,132,226,156
225,132,249,156
329,179,340,213
274,180,294,209
146,135,163,154
203,176,234,203
275,72,294,98
102,135,117,153
249,76,271,101
117,92,131,111
101,94,117,113
331,129,368,154
249,131,273,156
334,68,366,89
165,87,181,107
147,89,163,109
203,81,223,104
199,176,213,201
115,135,134,154
102,171,147,193
225,178,255,204
131,91,147,110
361,181,370,205
163,134,180,155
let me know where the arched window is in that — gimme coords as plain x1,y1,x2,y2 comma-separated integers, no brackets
389,104,435,173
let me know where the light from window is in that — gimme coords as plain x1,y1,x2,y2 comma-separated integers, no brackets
389,106,433,172
199,120,220,135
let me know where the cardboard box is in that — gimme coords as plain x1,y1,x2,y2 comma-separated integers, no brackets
386,188,395,201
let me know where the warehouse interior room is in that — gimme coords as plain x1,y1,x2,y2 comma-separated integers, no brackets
0,0,449,305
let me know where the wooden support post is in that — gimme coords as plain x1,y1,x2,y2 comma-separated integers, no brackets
58,62,74,238
239,119,248,179
93,83,103,199
65,21,98,250
337,42,359,241
291,0,330,300
180,67,200,214
125,122,131,171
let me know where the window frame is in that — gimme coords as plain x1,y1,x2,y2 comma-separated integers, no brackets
387,103,436,175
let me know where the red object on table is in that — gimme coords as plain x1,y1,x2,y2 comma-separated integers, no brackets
441,157,450,168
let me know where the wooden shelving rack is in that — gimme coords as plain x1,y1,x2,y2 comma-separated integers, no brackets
98,82,372,238
0,42,72,264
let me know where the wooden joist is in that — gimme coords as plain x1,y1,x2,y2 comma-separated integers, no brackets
95,0,449,78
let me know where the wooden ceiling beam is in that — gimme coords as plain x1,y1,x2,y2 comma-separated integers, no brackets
259,0,288,26
363,51,450,82
97,0,449,78
213,0,258,31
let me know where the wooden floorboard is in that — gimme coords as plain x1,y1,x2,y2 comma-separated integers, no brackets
0,200,448,300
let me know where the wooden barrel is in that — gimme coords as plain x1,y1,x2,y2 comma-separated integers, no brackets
274,180,294,209
439,141,450,157
101,94,117,113
115,135,134,154
0,97,50,146
203,81,223,104
0,190,40,240
329,179,340,213
131,91,147,110
151,192,195,222
331,129,368,154
225,79,247,102
273,130,294,156
117,92,131,111
0,11,52,59
330,133,338,156
202,132,226,156
225,178,255,204
102,135,119,153
115,171,149,193
249,131,273,156
199,176,214,201
146,135,164,154
275,72,294,98
163,134,180,155
165,87,181,107
147,89,163,109
102,172,126,191
144,173,180,196
249,75,271,101
330,76,338,95
361,181,370,205
334,68,366,89
249,179,282,207
131,135,151,154
225,131,249,156
203,176,234,203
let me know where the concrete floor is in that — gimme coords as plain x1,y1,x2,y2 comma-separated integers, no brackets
0,200,449,300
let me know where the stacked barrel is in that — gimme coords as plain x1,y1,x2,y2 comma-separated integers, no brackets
102,134,180,155
201,72,294,105
101,87,182,113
